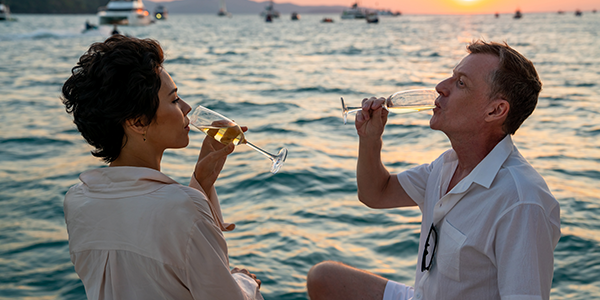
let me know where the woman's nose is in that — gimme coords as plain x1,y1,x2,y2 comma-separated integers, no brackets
181,99,192,115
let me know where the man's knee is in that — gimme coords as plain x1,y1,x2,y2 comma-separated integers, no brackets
307,261,343,297
307,261,338,284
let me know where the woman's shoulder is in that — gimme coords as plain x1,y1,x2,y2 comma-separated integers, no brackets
147,178,214,220
69,166,215,222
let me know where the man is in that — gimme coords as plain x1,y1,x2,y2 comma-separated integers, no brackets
306,40,561,300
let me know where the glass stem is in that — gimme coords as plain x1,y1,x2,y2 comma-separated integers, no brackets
245,141,275,161
346,106,362,113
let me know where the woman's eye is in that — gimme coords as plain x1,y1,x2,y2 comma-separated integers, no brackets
457,79,465,86
172,97,180,103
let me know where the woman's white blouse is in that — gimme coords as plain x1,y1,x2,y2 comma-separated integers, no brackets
64,166,263,300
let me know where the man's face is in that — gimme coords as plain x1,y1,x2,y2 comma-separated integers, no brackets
430,53,500,137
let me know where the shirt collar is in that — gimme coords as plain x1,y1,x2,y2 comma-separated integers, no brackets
79,166,178,198
447,135,513,194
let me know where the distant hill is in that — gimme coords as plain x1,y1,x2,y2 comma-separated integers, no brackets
3,0,349,14
144,0,348,14
4,0,107,14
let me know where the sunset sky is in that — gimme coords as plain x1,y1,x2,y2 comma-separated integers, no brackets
280,0,599,14
153,0,599,15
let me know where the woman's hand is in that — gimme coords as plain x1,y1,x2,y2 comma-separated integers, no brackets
194,123,248,193
231,267,262,288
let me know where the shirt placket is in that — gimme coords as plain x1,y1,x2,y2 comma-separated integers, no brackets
415,192,467,299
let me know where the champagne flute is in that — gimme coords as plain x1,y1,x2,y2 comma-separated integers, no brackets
340,89,439,124
189,105,288,174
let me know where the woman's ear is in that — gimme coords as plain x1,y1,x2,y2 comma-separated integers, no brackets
124,117,148,136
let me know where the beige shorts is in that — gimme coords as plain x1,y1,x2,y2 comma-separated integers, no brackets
383,280,414,300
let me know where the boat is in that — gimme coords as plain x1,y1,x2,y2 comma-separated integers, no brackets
321,18,334,23
82,20,99,33
217,0,231,17
378,9,401,16
513,9,522,19
98,0,153,26
366,12,378,23
341,3,366,19
291,12,300,20
154,5,168,20
575,9,582,16
260,0,280,19
0,3,11,21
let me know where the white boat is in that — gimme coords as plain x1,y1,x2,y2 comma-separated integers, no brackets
0,3,11,21
260,0,280,19
98,0,153,26
217,0,231,17
341,2,366,19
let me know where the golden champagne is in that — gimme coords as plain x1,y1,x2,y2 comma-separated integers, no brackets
386,105,435,114
195,125,246,145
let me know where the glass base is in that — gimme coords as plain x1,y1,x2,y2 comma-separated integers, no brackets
270,148,288,174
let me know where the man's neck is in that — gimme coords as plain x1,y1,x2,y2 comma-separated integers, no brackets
446,132,506,194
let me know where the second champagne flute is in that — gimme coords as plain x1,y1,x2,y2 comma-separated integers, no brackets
340,89,439,124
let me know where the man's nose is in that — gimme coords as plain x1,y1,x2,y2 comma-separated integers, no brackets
435,78,451,97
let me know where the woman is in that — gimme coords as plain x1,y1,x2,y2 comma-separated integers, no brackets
62,35,263,300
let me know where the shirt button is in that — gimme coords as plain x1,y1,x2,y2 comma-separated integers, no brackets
415,292,423,300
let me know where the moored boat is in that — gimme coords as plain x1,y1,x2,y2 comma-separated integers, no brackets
341,3,366,19
98,0,153,26
260,0,280,19
0,3,11,21
217,0,231,17
513,9,522,19
366,12,378,23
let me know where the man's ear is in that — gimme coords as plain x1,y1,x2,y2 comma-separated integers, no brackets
485,98,509,123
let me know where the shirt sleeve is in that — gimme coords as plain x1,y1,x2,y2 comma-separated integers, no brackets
185,216,264,300
493,203,556,300
189,174,235,231
396,163,433,207
232,273,265,300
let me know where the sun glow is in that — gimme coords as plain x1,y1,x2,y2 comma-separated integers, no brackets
455,0,482,5
443,0,493,14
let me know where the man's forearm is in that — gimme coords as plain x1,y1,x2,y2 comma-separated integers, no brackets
356,136,391,208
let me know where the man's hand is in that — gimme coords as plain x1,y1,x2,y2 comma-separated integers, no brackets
355,96,389,139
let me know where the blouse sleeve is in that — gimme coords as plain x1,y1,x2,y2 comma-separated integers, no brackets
185,216,263,300
189,174,235,231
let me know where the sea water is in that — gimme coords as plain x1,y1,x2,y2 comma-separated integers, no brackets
0,12,599,299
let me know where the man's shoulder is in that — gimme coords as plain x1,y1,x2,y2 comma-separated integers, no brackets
498,151,558,210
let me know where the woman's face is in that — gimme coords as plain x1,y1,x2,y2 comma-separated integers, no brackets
145,69,192,149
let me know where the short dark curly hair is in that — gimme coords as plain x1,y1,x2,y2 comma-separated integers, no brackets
467,40,542,135
62,35,164,163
